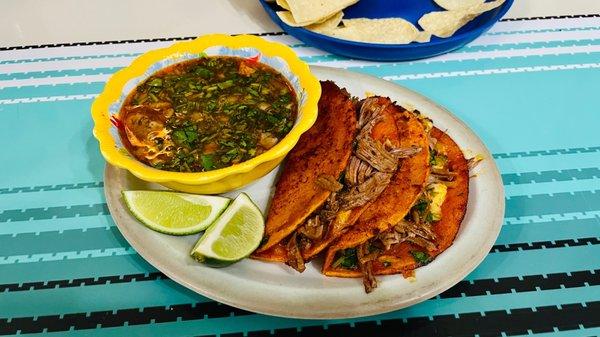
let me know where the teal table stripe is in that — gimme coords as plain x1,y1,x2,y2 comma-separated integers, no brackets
0,82,104,100
496,218,600,244
0,67,120,81
0,254,155,284
1,16,599,337
504,178,600,196
495,152,600,175
0,186,104,210
0,227,129,256
0,53,138,65
0,215,113,236
465,245,599,280
529,329,600,337
1,280,212,318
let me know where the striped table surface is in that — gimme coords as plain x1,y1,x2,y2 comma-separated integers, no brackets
1,13,600,337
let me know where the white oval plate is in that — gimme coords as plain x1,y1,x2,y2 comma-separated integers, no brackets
104,65,505,319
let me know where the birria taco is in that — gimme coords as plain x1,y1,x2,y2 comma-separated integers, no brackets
252,81,358,262
323,124,469,292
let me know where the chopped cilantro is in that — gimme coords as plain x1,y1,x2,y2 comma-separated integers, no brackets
413,199,429,214
184,129,198,143
266,114,280,125
429,149,438,166
226,148,239,156
333,248,358,269
194,67,213,78
410,250,431,265
172,130,187,144
219,140,236,148
147,78,163,87
200,154,214,170
173,125,198,145
217,80,234,90
205,100,217,112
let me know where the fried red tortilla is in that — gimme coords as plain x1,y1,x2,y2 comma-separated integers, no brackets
253,242,288,262
255,97,401,263
322,108,430,277
372,127,469,275
300,99,401,260
253,81,357,259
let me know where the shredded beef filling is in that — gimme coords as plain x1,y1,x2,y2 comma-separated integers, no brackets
286,233,305,272
468,156,484,170
315,174,344,192
297,215,324,241
355,134,398,173
357,98,390,128
390,145,422,158
357,243,378,293
338,172,392,210
344,156,374,186
319,192,340,222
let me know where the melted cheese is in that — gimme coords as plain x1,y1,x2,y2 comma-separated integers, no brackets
428,183,448,221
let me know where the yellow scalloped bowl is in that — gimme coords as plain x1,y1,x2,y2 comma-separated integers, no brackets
92,34,320,194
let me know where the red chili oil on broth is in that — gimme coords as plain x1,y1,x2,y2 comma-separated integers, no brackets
118,56,298,172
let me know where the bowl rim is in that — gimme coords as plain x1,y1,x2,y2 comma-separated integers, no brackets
91,34,321,184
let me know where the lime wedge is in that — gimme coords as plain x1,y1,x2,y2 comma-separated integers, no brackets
122,190,230,235
190,193,264,267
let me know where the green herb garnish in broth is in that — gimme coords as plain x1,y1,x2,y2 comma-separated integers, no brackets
118,56,298,172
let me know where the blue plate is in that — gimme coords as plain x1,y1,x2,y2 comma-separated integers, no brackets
259,0,513,61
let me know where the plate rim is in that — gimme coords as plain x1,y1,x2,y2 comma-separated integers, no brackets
105,65,505,319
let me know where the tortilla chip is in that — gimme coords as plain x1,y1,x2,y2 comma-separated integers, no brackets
419,0,506,38
285,0,358,26
276,0,290,10
300,97,401,260
278,9,340,27
277,11,307,27
418,10,476,38
324,18,421,44
434,0,484,10
322,107,430,277
472,0,506,13
252,81,358,256
415,31,432,43
372,127,470,275
305,11,344,33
